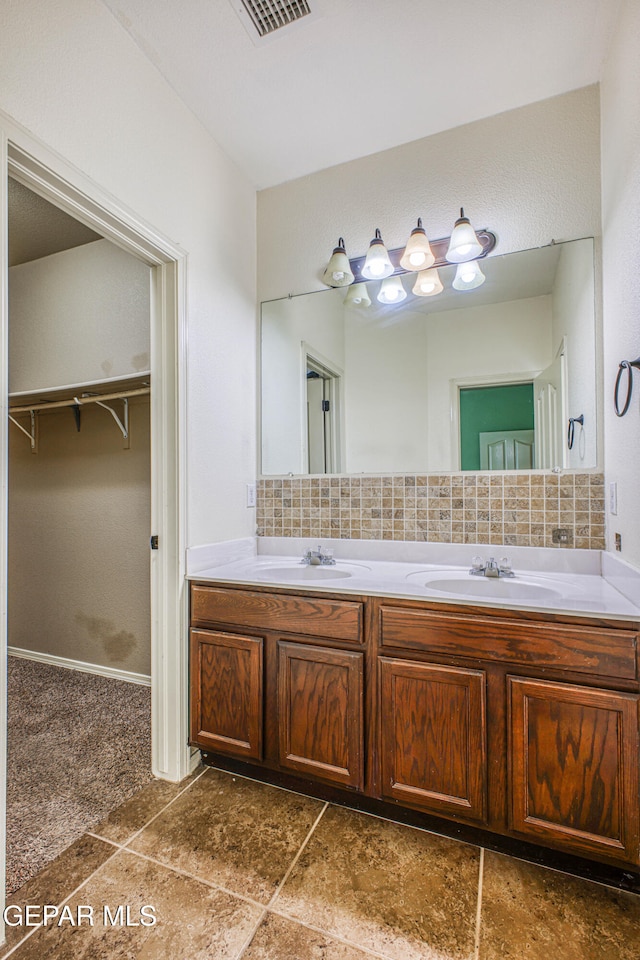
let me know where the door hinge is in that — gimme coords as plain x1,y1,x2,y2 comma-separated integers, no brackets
322,399,330,412
150,535,159,550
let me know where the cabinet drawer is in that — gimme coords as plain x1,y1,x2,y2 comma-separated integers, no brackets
191,584,363,643
379,606,638,680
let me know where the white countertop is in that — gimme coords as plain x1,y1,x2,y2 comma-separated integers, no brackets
186,538,640,621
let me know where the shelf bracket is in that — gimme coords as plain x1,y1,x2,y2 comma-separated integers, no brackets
90,396,129,445
9,410,38,453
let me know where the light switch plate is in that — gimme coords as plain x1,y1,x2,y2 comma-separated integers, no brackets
246,482,257,508
609,481,618,516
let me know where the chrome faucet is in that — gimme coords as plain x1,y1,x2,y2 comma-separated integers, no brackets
302,544,336,566
470,556,515,578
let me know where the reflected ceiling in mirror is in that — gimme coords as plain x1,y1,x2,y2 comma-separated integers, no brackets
261,238,597,477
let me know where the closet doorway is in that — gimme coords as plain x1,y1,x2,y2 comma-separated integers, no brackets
0,131,188,909
6,179,153,891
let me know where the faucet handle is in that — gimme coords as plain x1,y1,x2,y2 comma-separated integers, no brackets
470,556,484,572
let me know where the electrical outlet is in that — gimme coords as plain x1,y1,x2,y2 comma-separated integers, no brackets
615,533,622,552
552,528,571,544
609,481,618,516
246,482,256,508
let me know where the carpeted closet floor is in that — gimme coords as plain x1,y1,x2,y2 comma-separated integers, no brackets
6,656,153,895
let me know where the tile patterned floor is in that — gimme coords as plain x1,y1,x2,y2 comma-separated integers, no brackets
2,767,639,959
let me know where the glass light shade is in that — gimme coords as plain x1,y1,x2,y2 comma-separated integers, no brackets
361,229,394,279
322,238,354,287
446,208,483,262
322,237,354,287
412,267,443,297
399,219,435,271
345,282,371,307
452,259,485,291
377,276,407,304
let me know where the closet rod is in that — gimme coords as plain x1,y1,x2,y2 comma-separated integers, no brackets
9,386,150,415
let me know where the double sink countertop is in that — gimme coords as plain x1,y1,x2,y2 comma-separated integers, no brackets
186,537,640,622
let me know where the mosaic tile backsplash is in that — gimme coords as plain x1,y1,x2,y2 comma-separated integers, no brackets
257,473,605,549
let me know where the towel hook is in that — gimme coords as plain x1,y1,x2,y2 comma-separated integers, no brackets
614,357,640,417
567,414,584,450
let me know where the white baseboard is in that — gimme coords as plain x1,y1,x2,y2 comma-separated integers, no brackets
8,646,151,686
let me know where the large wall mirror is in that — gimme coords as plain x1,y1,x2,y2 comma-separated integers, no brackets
261,237,597,476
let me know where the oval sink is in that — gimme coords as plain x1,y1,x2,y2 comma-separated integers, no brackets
421,576,562,601
254,562,368,582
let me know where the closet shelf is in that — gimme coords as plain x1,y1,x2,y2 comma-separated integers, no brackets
8,373,150,452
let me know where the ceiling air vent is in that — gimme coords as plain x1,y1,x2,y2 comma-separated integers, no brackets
231,0,319,44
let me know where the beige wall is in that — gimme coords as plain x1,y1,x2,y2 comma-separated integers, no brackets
8,237,151,671
9,240,150,393
601,0,640,568
8,398,151,675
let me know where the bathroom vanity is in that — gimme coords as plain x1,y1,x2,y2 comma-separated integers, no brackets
188,550,640,872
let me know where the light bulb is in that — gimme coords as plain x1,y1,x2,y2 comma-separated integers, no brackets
362,229,394,280
377,276,407,304
345,282,371,307
452,259,485,291
412,267,443,297
446,208,483,263
399,218,435,272
322,238,354,287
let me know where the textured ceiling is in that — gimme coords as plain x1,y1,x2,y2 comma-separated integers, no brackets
8,179,101,268
99,0,618,188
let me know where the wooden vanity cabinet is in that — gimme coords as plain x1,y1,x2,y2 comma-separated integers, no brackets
377,599,640,867
189,581,640,870
189,583,366,790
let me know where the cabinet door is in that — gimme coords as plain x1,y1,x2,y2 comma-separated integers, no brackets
190,629,263,760
508,676,640,863
379,658,487,822
278,641,364,789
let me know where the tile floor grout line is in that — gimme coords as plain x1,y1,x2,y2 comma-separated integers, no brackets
234,801,330,960
0,844,124,960
113,845,275,912
266,800,329,909
84,832,126,849
96,764,209,850
264,906,399,960
474,847,485,960
233,906,269,960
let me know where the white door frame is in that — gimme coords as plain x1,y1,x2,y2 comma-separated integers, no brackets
0,116,189,927
449,371,540,471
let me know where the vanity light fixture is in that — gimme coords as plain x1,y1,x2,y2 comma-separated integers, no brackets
377,275,407,304
322,238,355,287
399,218,435,271
344,282,372,307
322,215,496,290
412,267,444,297
361,229,394,279
452,259,486,291
445,208,484,262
